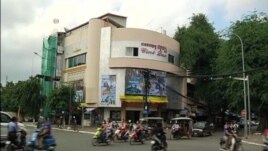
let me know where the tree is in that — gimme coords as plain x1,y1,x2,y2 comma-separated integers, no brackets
173,13,221,119
174,13,220,74
1,77,42,118
47,85,76,117
216,12,268,130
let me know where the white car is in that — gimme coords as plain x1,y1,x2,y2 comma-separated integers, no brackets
0,111,27,145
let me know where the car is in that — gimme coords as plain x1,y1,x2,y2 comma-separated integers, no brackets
0,111,27,146
192,121,212,137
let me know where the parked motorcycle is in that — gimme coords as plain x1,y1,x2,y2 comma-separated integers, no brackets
150,133,167,151
26,128,56,151
219,136,244,151
114,128,129,142
92,128,112,146
5,129,27,151
129,129,144,145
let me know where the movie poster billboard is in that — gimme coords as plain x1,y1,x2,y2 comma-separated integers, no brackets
100,75,116,105
125,69,166,96
74,80,84,102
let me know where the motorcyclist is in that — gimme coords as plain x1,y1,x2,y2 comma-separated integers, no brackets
119,119,127,138
101,120,108,141
223,121,237,150
134,120,143,140
7,116,19,146
106,119,113,139
38,117,52,149
171,121,180,136
152,122,166,144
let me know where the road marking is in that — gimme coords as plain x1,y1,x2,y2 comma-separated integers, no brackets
242,140,265,147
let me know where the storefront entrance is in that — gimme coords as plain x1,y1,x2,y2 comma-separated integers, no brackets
126,111,140,123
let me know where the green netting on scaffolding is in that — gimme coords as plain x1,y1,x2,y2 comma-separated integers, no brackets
41,35,57,116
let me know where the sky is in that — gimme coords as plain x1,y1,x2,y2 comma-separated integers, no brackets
1,0,267,86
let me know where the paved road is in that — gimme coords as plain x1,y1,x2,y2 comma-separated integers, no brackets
8,126,260,151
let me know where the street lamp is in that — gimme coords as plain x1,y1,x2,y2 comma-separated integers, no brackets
34,52,42,58
233,33,248,138
33,51,43,114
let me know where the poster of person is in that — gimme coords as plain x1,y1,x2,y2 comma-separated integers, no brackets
148,71,167,96
75,90,83,102
101,75,116,105
125,69,144,95
74,80,84,102
125,69,166,96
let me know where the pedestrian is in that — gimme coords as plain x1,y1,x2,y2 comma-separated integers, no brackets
71,116,77,131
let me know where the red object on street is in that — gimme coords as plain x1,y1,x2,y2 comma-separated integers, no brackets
264,129,268,137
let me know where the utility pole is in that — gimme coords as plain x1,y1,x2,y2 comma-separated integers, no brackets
143,69,150,117
233,33,248,139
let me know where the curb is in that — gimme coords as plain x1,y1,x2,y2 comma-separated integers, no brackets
25,124,95,135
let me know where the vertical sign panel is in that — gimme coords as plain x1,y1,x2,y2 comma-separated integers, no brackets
101,75,116,106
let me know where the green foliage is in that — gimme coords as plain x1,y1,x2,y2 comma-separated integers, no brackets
173,13,221,116
174,13,220,74
216,12,268,115
47,85,77,115
1,77,42,117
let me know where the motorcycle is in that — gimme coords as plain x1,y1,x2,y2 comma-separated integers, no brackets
92,128,112,146
114,128,129,142
129,129,144,145
5,129,27,151
26,128,56,151
142,127,153,140
150,133,167,151
219,136,244,151
171,128,181,139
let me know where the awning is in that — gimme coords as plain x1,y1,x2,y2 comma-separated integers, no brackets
84,108,96,114
120,95,168,103
80,102,97,107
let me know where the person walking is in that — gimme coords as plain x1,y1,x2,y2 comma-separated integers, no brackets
71,116,78,131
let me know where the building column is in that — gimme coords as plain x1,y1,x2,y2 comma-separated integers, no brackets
121,102,126,120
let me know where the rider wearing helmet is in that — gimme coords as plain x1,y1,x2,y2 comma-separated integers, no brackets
152,122,166,143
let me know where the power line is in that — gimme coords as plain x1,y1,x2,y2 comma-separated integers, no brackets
174,66,268,79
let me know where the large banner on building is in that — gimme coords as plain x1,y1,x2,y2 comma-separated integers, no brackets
125,69,166,96
100,75,116,105
74,80,84,102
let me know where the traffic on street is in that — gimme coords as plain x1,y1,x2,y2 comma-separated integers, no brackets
1,124,262,151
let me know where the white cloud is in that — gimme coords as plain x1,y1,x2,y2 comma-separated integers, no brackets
1,0,267,85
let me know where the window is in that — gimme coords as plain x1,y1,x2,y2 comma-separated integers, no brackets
168,54,174,63
126,47,139,56
68,53,86,68
1,113,11,123
133,48,138,56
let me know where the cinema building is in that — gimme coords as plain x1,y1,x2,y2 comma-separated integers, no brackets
42,13,190,126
